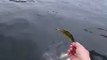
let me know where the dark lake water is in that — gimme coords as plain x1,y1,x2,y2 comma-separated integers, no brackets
0,0,107,60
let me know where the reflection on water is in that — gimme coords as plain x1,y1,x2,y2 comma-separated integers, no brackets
9,0,35,2
90,50,107,60
43,41,69,60
84,29,93,33
97,28,105,31
0,0,107,59
43,40,107,60
84,27,107,38
100,35,107,38
97,28,107,32
0,35,42,60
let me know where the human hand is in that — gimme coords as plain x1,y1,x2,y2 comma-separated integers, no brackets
67,42,91,60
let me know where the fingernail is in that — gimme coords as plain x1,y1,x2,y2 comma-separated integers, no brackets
70,48,72,50
76,42,81,45
70,45,72,47
67,49,70,52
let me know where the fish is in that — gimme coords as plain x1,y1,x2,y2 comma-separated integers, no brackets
56,28,76,42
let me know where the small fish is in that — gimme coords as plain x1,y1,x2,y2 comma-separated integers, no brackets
56,28,76,42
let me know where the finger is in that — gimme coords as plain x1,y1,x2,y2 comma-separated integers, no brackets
71,46,76,55
67,48,72,52
76,42,82,46
68,42,77,56
75,42,86,49
70,42,76,45
70,45,73,48
67,47,73,55
68,47,76,55
67,50,71,56
67,49,70,53
71,42,81,48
